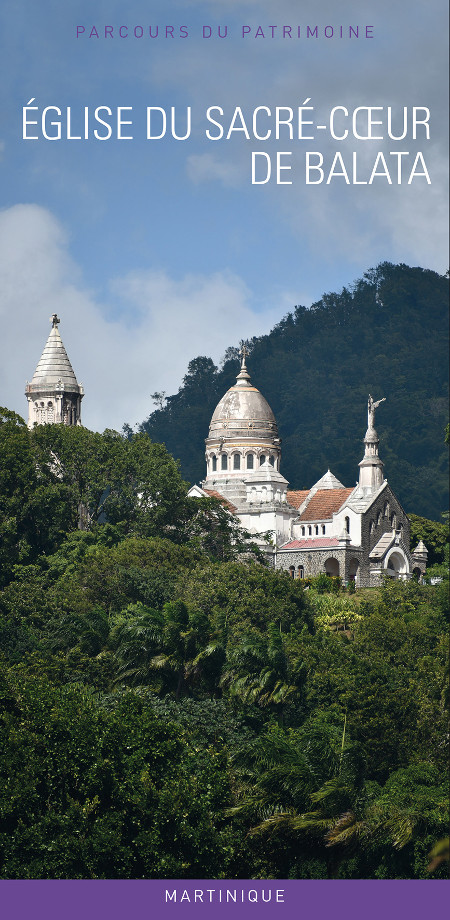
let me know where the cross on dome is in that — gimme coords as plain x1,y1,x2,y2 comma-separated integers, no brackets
239,343,249,368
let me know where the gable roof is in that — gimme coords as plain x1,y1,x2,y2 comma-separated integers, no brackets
286,490,310,510
297,488,354,521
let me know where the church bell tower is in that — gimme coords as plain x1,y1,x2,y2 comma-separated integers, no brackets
358,394,385,492
25,314,84,428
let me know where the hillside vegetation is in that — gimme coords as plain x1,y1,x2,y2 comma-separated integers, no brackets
141,262,449,521
0,414,448,879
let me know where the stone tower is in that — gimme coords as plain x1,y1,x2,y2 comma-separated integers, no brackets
358,394,385,492
25,314,84,428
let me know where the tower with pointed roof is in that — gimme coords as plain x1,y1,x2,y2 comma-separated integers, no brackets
358,394,385,492
25,315,84,428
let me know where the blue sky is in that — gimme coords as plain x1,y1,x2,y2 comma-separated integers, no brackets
0,0,448,431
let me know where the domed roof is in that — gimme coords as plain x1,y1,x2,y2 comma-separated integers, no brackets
207,354,278,441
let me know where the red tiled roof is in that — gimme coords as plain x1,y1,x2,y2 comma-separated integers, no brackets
279,537,340,550
286,489,310,509
298,488,354,521
203,488,237,513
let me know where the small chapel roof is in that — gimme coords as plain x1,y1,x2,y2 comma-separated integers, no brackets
28,314,81,393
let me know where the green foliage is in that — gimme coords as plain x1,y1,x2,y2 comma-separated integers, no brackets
0,668,236,878
303,574,342,594
409,514,449,567
0,400,447,879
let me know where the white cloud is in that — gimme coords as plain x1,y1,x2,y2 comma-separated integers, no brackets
0,204,281,433
186,152,243,186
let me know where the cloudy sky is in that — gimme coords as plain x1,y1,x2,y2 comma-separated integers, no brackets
0,0,448,432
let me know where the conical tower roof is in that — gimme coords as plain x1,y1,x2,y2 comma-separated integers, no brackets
29,314,80,393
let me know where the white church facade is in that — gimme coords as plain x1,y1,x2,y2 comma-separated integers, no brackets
188,350,428,586
26,321,427,586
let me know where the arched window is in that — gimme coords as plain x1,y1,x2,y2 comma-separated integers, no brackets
212,455,217,472
233,453,241,470
345,515,350,534
221,454,228,471
297,565,304,579
315,525,319,535
322,525,326,535
301,526,305,536
289,566,295,579
308,525,312,536
370,520,375,534
377,511,382,526
269,455,275,466
247,453,254,470
391,513,397,529
260,454,266,466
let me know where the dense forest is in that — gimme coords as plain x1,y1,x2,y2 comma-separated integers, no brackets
140,262,449,522
0,412,448,879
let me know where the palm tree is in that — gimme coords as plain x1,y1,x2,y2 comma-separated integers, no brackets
112,600,225,699
220,624,299,720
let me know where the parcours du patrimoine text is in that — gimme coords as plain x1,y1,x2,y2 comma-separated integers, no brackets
22,101,432,185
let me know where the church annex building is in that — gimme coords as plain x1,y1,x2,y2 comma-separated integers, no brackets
27,320,427,587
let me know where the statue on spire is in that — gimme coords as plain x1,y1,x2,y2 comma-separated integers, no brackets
50,313,60,327
368,394,386,430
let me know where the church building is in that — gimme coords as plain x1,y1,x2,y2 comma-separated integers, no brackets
189,350,428,586
25,321,427,586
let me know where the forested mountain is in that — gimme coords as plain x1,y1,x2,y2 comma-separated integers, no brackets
141,263,449,521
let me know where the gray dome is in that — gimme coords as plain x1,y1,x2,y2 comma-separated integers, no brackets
208,358,278,441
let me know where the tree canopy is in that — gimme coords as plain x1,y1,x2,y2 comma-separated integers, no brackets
0,411,447,878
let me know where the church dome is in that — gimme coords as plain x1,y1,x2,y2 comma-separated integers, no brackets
208,354,278,441
203,350,282,501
